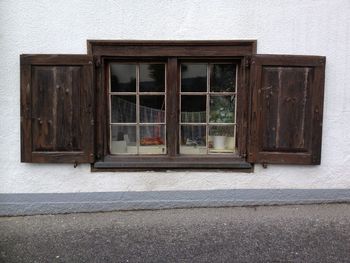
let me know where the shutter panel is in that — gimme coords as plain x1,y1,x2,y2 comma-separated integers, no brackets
248,55,325,165
20,55,94,163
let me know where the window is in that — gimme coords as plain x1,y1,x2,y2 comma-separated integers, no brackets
108,61,239,156
20,41,326,170
179,62,237,155
109,62,167,155
99,56,248,169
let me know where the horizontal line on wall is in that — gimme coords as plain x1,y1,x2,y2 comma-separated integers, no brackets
1,189,350,216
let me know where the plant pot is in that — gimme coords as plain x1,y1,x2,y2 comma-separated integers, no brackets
213,136,226,150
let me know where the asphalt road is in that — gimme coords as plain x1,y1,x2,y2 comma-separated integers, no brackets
1,204,350,262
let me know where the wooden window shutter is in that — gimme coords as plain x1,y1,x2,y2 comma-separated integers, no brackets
248,55,325,165
20,55,94,163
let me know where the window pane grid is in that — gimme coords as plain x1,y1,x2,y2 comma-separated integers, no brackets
180,63,237,155
109,62,166,155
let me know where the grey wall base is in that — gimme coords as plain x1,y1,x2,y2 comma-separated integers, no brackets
1,189,350,216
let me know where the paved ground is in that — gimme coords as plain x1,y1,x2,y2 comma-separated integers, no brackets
1,204,350,263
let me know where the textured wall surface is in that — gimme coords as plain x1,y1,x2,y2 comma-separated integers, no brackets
0,0,350,194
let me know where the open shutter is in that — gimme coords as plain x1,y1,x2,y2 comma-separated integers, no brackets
20,55,94,163
248,55,325,165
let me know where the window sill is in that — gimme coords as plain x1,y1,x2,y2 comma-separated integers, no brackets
92,155,253,171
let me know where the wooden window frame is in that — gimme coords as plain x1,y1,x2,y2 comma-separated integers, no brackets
88,40,257,170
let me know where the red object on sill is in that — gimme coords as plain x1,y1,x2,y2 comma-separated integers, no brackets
140,137,164,146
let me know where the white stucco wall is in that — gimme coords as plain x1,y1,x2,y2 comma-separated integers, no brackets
0,0,350,194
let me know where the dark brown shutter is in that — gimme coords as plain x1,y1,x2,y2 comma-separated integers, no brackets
248,55,325,165
20,55,94,163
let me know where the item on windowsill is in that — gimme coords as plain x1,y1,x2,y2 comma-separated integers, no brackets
140,137,164,145
111,132,128,153
111,140,127,153
213,135,226,150
209,135,235,151
210,126,234,150
185,136,205,147
185,138,197,146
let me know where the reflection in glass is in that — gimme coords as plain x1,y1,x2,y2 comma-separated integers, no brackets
110,125,137,154
180,125,206,154
110,64,136,92
140,125,166,154
111,96,136,123
181,64,207,92
209,96,235,123
210,64,236,92
140,95,165,123
140,64,165,92
208,125,235,153
181,95,206,123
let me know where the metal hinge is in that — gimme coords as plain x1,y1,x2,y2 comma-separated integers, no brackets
244,57,251,68
95,57,101,68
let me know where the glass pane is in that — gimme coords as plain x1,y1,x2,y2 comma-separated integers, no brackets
111,96,136,123
140,64,165,92
110,125,137,154
210,64,236,92
181,95,206,123
140,95,165,123
209,95,235,123
140,125,166,154
180,125,206,155
181,63,207,92
208,125,235,153
110,64,136,92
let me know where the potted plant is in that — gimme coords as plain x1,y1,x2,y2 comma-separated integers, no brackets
209,96,235,150
210,126,233,150
209,96,235,123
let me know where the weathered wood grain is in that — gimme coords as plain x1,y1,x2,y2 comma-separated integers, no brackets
87,40,257,57
20,55,94,163
248,55,326,165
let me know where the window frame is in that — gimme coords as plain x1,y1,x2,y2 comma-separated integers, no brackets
88,40,257,170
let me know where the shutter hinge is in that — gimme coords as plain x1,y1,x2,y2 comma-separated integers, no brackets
245,57,251,68
95,57,101,68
